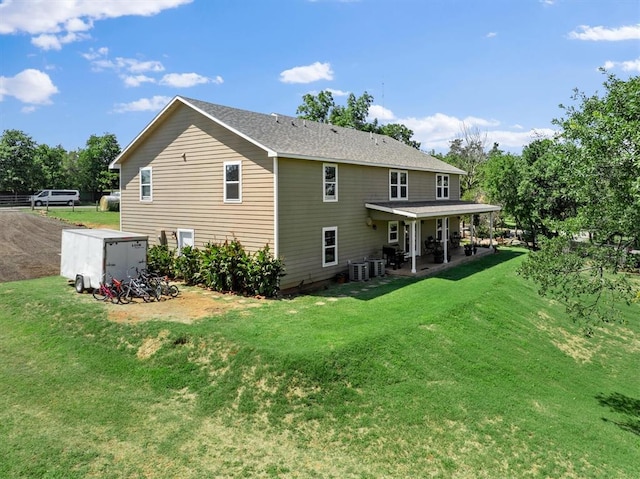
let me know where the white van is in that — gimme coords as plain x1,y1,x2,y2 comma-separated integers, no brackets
31,189,80,206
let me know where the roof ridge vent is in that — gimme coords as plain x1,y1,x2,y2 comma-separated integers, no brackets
330,127,338,133
303,119,307,127
375,137,378,145
370,131,373,140
271,113,279,123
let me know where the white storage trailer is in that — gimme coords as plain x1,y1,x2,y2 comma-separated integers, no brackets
60,229,148,292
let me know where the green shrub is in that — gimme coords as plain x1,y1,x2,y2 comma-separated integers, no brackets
174,245,202,285
147,244,175,277
247,245,285,297
197,240,284,297
161,239,285,297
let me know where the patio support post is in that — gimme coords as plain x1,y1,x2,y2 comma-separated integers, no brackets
489,212,494,250
443,217,449,264
411,219,417,273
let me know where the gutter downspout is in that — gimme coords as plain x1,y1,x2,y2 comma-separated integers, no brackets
273,157,279,258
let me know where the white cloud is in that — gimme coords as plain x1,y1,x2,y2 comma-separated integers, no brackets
82,47,109,61
486,32,497,38
326,88,349,96
602,57,640,73
83,48,165,74
160,73,221,88
540,0,555,5
368,104,395,121
0,0,193,48
569,24,640,41
123,75,156,87
0,68,59,105
372,109,552,151
280,62,333,84
112,95,172,113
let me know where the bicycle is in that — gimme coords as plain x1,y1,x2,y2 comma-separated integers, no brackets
92,276,119,303
139,269,179,298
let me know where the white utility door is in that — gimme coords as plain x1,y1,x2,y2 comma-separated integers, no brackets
177,229,194,252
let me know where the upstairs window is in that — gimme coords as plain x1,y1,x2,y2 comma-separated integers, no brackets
436,174,449,199
224,161,242,203
140,167,152,201
323,163,338,202
322,226,338,267
390,170,408,200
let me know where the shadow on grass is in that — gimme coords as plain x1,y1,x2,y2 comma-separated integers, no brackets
434,248,525,282
304,248,526,301
596,392,640,436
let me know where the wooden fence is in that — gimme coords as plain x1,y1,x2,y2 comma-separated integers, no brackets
0,195,31,207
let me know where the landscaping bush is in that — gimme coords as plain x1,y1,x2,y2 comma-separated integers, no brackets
147,244,175,277
173,245,202,285
159,240,285,297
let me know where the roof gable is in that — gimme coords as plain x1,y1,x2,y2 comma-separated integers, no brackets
111,96,466,175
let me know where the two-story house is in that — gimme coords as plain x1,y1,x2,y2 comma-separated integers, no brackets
110,96,500,290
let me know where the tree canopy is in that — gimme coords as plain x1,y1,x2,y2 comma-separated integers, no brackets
506,74,640,332
0,129,120,199
296,90,421,149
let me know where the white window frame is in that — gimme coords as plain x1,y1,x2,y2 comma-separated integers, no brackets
323,163,338,202
436,174,449,200
322,226,338,267
224,161,242,203
140,167,152,202
389,169,408,201
388,221,399,243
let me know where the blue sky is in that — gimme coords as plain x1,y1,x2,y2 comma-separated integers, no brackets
1,0,638,154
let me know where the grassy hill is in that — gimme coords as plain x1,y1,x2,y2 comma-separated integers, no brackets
1,248,638,478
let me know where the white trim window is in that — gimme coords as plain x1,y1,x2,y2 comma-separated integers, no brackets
140,167,152,201
389,169,408,200
323,163,338,202
224,161,242,203
436,174,449,199
322,226,338,267
388,221,399,243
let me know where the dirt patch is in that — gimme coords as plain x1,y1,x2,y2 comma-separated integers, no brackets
535,311,600,363
0,210,71,282
104,287,265,324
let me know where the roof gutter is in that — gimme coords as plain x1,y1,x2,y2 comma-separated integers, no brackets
268,151,467,176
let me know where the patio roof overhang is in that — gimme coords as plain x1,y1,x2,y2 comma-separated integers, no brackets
365,200,501,219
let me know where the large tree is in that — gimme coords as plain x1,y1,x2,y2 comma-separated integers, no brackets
296,90,421,149
0,129,39,193
34,144,69,189
445,125,491,200
518,74,640,332
77,133,120,200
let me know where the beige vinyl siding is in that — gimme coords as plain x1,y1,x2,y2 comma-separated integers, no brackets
120,103,274,251
277,160,463,288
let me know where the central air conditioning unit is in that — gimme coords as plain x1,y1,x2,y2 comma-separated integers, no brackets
368,258,385,277
349,262,369,282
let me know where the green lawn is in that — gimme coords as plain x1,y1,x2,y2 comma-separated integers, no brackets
23,205,120,229
1,249,638,478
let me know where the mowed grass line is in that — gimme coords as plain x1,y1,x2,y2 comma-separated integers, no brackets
23,206,120,229
1,248,638,478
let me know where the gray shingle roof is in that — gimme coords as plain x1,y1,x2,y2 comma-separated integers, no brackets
180,97,466,175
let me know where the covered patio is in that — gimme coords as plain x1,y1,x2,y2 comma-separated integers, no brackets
383,241,495,278
366,200,502,276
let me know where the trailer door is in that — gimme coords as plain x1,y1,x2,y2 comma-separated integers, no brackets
105,240,147,280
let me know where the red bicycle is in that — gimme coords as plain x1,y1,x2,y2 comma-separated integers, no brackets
92,275,128,304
